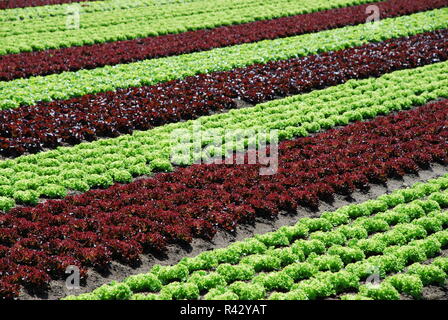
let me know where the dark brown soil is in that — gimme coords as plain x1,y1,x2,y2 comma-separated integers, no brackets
420,285,448,300
17,163,448,300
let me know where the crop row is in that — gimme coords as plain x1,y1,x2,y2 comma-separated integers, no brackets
62,182,448,300
341,258,448,300
78,216,448,300
0,29,445,157
1,8,447,110
1,0,292,36
0,61,446,208
0,0,377,55
0,0,228,22
0,100,447,299
0,0,95,10
2,0,444,81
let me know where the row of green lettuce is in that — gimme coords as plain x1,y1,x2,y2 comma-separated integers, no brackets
0,0,246,22
342,258,448,300
1,7,446,109
1,0,307,37
63,175,448,300
0,61,446,211
4,0,377,36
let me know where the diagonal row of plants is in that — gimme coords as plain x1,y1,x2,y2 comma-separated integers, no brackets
0,0,95,10
62,177,448,300
2,0,443,81
1,8,447,109
0,0,379,55
0,0,207,12
0,0,222,21
0,29,445,157
0,61,447,210
341,257,448,300
0,101,447,299
1,0,289,36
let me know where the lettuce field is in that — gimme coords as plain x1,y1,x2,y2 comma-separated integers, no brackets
0,0,447,301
